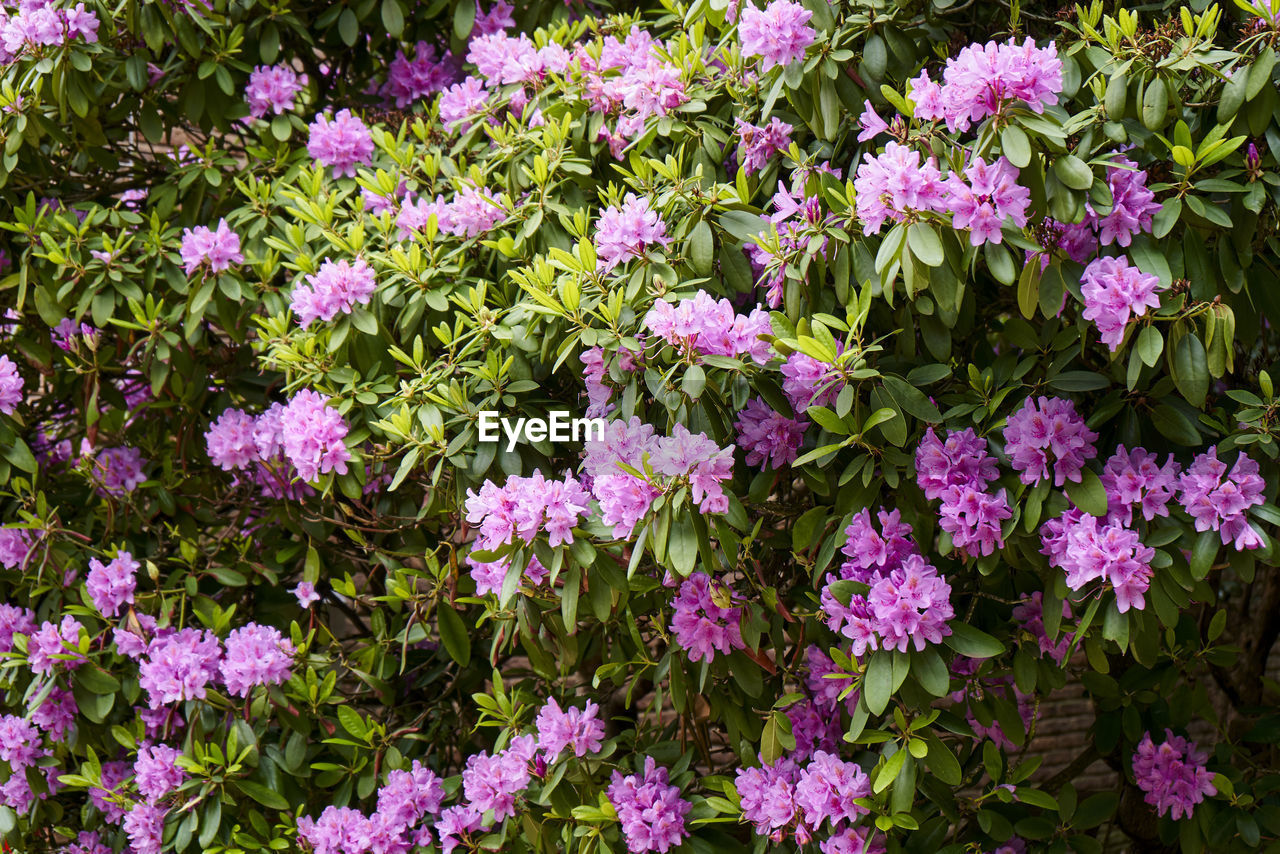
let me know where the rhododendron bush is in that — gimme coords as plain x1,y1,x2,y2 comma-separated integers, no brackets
8,0,1280,851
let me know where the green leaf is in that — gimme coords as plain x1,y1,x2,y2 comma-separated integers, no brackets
1001,124,1032,168
338,8,358,46
438,602,472,666
681,365,706,400
944,623,1005,659
864,650,893,715
873,748,906,794
881,375,941,423
1173,332,1209,407
1104,71,1127,119
380,0,404,36
760,709,795,764
1054,154,1093,190
925,733,961,785
1065,469,1108,516
688,220,714,276
910,647,949,697
452,0,476,39
1190,529,1219,580
1136,325,1163,367
668,514,698,576
235,780,290,811
907,223,944,267
1017,260,1040,320
1141,78,1168,130
1047,371,1110,392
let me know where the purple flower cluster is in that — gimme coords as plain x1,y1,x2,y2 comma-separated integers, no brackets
643,290,773,364
179,219,243,277
1080,256,1162,351
944,155,1031,246
138,627,221,706
738,0,816,71
298,760,443,854
1101,445,1179,525
578,28,688,156
381,42,455,107
735,397,806,468
1042,510,1153,612
51,317,99,351
669,572,745,662
307,109,375,178
134,742,186,802
398,184,507,239
854,142,948,234
781,352,842,413
596,193,672,272
439,76,489,131
1091,154,1162,247
584,419,735,536
0,0,98,65
916,428,1009,556
28,615,86,675
220,623,297,697
466,553,548,597
736,750,871,844
1003,396,1098,486
0,354,22,414
463,734,535,821
735,117,793,174
464,470,591,551
279,390,354,483
0,529,31,570
820,510,954,655
1178,447,1265,549
747,179,833,307
910,37,1062,131
291,258,377,328
533,697,605,760
1132,730,1217,820
245,64,306,118
86,550,139,616
606,757,691,854
93,446,148,495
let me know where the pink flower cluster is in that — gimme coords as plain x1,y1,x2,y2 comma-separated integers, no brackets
86,550,139,616
1091,154,1162,247
467,30,570,87
1132,730,1217,820
669,572,745,662
735,397,806,469
0,712,61,811
439,76,489,131
578,28,688,157
298,760,444,854
220,623,297,697
583,419,735,536
596,193,672,271
0,354,22,414
1080,256,1162,351
738,0,816,71
534,697,605,761
916,428,1009,556
944,156,1031,246
854,142,948,234
93,446,149,495
735,117,793,174
643,290,773,364
206,391,352,487
464,471,591,551
0,0,98,65
910,37,1062,131
291,258,377,328
1178,446,1265,549
307,109,375,178
820,510,954,655
0,528,31,569
179,219,244,277
736,750,871,845
397,185,507,239
1042,510,1154,612
1003,396,1098,486
747,179,832,307
381,42,456,107
245,64,306,118
1101,445,1179,525
606,757,691,854
781,352,842,414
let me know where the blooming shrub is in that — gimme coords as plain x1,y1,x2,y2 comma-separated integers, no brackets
4,0,1280,852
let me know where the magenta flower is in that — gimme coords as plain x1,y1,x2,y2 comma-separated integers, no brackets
1101,445,1180,525
534,697,606,761
293,581,320,608
291,258,377,328
854,142,948,234
86,550,139,616
134,742,186,802
856,100,889,142
915,427,999,500
138,628,221,707
1178,447,1266,549
180,219,244,277
298,806,374,854
466,553,547,597
439,76,489,131
913,37,1062,131
596,193,672,272
279,389,353,483
937,485,1012,557
1133,730,1217,819
27,616,86,675
736,758,799,839
220,623,297,697
1091,154,1161,247
464,471,591,551
606,757,691,854
381,41,454,107
1043,512,1154,612
0,354,23,414
794,750,871,831
735,397,806,469
735,116,793,174
944,155,1030,246
643,290,773,365
1080,256,1162,351
738,0,816,71
307,109,374,178
245,64,306,118
1002,396,1098,486
780,352,842,414
1012,592,1072,663
462,735,535,821
206,408,259,471
669,572,745,663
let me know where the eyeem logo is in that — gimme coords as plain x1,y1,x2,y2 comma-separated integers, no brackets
478,411,606,451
